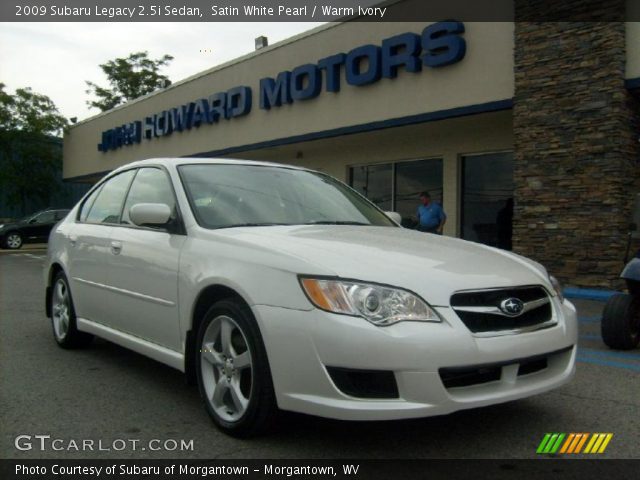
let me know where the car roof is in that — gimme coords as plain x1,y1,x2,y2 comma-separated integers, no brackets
114,157,309,173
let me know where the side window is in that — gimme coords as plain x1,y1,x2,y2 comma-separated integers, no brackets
33,211,55,224
121,168,176,225
85,170,136,224
79,186,103,222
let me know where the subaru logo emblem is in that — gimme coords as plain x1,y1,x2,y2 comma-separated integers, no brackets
499,297,524,316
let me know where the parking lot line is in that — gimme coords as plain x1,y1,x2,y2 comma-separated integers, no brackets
579,334,602,341
578,316,601,323
577,355,640,372
578,346,640,361
21,253,45,260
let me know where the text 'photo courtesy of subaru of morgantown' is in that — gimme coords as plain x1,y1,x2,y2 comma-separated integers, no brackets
44,158,577,437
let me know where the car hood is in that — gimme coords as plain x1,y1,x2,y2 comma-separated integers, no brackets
0,220,22,230
215,225,551,306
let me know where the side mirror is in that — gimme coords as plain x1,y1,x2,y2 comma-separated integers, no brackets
129,203,171,227
385,211,402,225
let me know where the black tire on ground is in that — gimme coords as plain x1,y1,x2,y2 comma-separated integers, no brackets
4,232,23,249
601,293,640,350
50,271,94,349
196,299,278,437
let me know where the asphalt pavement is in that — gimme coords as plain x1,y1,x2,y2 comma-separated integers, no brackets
1,251,638,459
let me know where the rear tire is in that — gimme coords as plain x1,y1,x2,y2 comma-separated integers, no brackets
4,232,23,249
196,299,278,437
601,293,640,350
50,272,94,349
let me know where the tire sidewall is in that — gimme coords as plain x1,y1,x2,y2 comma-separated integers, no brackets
601,293,640,349
195,299,273,435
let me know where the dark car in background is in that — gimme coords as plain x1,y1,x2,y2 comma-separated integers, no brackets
0,209,69,249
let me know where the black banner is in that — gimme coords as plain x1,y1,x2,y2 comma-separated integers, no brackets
2,459,639,480
1,0,639,22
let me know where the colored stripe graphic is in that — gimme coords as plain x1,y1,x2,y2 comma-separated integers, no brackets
536,433,565,454
550,433,565,453
567,433,584,454
584,433,614,454
537,433,613,454
574,433,589,453
559,433,575,454
536,434,552,454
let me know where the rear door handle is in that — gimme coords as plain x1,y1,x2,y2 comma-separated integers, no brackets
69,235,77,247
110,240,122,255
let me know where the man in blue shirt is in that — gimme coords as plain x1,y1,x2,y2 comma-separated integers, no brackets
416,191,446,234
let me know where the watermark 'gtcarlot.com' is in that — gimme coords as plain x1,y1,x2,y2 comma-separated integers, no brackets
14,435,194,452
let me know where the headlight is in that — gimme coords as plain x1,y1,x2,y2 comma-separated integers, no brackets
299,277,441,326
549,275,564,303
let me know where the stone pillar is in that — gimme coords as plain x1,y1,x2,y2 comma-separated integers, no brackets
513,10,640,288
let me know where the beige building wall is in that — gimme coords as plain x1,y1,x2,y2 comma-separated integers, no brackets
64,21,515,180
626,20,640,79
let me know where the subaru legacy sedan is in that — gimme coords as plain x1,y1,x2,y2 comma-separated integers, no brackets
45,158,577,436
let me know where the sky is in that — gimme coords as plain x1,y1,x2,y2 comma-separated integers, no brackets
0,22,324,122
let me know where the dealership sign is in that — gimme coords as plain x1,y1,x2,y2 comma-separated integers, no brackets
97,21,466,152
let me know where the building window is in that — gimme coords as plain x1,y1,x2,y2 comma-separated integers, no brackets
349,159,443,227
461,152,514,250
349,163,392,211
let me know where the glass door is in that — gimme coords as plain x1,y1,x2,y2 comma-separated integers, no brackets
461,152,514,249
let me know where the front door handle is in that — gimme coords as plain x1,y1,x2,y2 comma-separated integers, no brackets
110,240,122,255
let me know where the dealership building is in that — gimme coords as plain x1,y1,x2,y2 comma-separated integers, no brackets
63,1,640,288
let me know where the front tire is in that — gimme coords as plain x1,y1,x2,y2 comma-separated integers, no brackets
50,272,94,349
601,293,640,350
196,299,277,437
5,232,23,249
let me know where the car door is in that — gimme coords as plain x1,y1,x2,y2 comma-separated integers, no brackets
104,167,185,351
66,170,136,326
24,211,56,242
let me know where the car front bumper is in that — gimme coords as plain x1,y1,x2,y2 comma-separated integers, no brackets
252,299,577,420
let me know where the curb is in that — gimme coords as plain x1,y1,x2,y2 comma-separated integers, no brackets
564,288,618,302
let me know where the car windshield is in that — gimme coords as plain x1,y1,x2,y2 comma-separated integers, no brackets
178,164,396,229
19,212,39,223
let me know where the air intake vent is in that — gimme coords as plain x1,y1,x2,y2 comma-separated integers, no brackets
326,367,399,399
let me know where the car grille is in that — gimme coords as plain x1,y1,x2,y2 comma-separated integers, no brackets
450,286,554,334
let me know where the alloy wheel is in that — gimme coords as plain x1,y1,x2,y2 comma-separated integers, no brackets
200,315,253,422
52,279,70,340
6,233,22,249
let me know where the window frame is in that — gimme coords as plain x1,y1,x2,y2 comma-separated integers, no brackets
75,165,186,235
79,168,137,226
348,156,444,213
120,166,185,234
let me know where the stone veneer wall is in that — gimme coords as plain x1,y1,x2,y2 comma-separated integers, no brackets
513,8,640,288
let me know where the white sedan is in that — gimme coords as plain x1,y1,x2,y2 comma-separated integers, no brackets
45,158,577,436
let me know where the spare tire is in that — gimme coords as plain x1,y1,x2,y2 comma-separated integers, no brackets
601,293,640,350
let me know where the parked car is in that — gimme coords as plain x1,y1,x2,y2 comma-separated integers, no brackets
601,252,640,350
44,158,577,437
0,209,69,249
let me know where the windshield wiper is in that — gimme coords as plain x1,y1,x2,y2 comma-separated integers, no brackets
216,222,292,229
303,221,370,226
